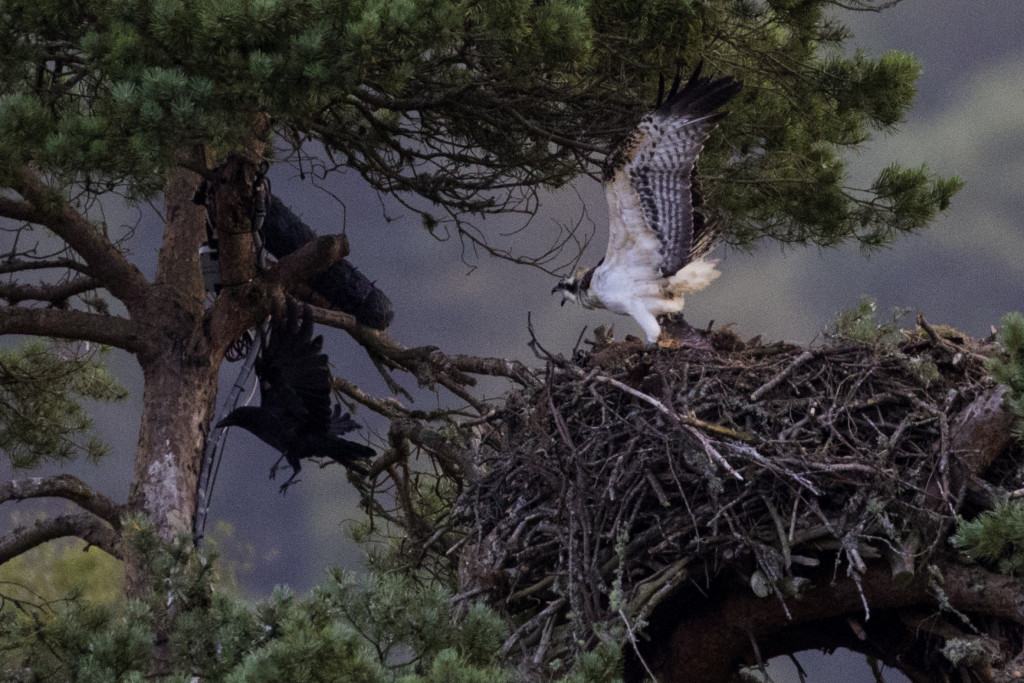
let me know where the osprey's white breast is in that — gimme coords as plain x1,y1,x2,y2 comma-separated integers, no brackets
591,173,666,315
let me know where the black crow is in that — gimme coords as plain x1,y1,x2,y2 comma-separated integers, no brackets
263,197,394,330
216,298,374,492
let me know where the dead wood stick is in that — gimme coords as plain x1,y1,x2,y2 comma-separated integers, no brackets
750,350,816,402
591,374,757,444
500,597,566,656
683,425,745,481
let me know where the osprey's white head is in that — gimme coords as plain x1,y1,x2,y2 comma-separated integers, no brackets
552,267,598,308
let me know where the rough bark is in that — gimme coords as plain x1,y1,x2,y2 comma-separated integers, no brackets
0,513,121,563
642,560,1024,682
0,475,123,528
120,159,216,594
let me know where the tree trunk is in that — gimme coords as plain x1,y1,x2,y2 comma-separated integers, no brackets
124,153,263,595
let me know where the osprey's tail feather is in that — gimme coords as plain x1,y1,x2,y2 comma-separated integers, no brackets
666,258,721,296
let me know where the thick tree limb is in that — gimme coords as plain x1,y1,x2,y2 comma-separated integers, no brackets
950,385,1016,477
0,513,121,564
651,560,1024,682
923,386,1017,512
264,234,350,292
203,234,351,356
0,195,42,224
0,306,143,352
0,276,102,304
0,475,123,529
0,258,93,276
10,166,150,311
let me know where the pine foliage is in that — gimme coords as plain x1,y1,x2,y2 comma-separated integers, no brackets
0,341,126,467
0,0,961,253
0,522,531,682
952,500,1024,576
826,295,905,346
988,312,1024,443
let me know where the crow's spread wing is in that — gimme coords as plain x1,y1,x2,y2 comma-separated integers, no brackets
255,298,332,434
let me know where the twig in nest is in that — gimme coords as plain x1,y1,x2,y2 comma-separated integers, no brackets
620,609,658,681
592,373,758,444
683,425,744,481
750,350,816,401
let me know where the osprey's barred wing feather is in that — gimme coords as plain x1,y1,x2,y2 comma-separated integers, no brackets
602,64,742,276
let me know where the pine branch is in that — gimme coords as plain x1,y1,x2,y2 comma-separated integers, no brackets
0,276,102,305
309,304,535,387
0,512,121,565
0,475,123,529
0,258,93,276
0,306,143,352
10,166,150,311
0,195,40,224
308,302,539,417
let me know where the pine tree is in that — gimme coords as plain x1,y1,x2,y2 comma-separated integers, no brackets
0,0,981,679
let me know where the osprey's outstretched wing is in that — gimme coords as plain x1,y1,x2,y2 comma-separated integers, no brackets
602,63,742,277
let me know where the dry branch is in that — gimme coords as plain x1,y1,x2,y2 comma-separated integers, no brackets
0,513,121,564
0,475,123,528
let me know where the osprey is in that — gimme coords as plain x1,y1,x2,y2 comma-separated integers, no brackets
553,63,742,345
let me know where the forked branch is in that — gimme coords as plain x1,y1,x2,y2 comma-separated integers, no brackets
9,166,150,311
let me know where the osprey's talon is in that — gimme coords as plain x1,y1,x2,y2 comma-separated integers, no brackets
657,336,683,349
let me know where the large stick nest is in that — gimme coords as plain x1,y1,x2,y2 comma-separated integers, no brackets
457,319,1016,677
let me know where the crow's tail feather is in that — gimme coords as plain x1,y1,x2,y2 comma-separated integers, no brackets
317,435,374,475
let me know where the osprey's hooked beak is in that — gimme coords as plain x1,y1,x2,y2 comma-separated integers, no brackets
552,282,571,306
